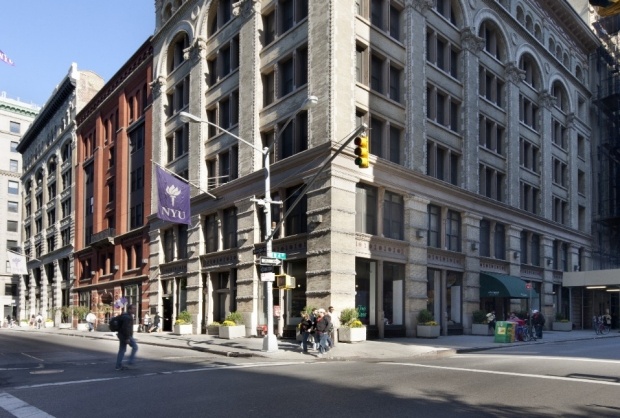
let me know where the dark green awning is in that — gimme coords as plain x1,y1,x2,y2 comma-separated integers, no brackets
480,272,538,299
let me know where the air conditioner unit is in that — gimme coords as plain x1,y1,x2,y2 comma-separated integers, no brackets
275,274,296,290
113,265,119,271
142,258,148,264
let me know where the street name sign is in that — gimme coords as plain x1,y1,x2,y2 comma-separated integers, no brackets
272,252,287,260
260,257,282,266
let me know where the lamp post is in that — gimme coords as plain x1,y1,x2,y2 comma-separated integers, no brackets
180,95,317,352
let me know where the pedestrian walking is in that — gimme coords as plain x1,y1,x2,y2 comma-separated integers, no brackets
532,309,545,339
314,308,332,356
115,304,138,370
86,311,97,332
299,312,313,353
486,311,496,333
327,306,340,347
149,312,161,333
35,313,43,329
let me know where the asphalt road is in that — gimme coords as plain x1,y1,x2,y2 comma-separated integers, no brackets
1,332,619,417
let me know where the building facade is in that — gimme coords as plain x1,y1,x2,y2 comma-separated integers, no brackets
17,64,103,323
145,0,603,337
74,39,153,327
0,92,39,323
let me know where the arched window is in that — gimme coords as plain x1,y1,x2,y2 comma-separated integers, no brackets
167,32,189,74
479,20,506,61
551,80,569,112
519,54,542,90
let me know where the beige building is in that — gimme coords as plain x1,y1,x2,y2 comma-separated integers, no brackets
0,92,39,323
147,0,607,337
17,64,103,323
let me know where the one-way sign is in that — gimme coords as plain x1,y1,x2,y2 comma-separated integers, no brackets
260,257,282,266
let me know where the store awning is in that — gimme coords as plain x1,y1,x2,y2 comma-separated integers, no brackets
480,272,538,299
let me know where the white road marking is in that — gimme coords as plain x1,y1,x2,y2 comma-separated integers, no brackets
384,362,620,386
0,392,55,417
458,353,620,364
12,361,307,390
21,353,44,361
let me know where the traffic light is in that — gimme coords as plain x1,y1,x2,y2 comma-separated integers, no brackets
354,135,369,168
275,274,296,289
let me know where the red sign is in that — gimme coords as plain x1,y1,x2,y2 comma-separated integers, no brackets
526,283,532,289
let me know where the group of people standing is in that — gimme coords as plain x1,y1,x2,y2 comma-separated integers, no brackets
299,306,339,356
487,309,546,339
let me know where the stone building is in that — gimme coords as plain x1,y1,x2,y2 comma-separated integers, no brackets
146,0,602,337
0,92,39,323
17,64,103,323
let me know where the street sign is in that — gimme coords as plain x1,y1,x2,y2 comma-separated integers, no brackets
272,252,287,260
526,283,532,289
253,247,266,255
260,265,274,273
260,257,282,266
260,272,275,282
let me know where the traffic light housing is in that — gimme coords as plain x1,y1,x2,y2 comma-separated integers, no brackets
276,274,296,289
354,135,369,168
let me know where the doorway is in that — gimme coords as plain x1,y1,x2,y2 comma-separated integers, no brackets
162,296,173,332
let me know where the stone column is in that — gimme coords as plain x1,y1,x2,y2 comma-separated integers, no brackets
404,194,430,336
54,260,63,324
539,91,556,219
40,265,48,318
460,27,485,193
28,269,36,318
504,62,525,207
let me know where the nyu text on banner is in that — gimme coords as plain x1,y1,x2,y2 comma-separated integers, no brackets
156,166,191,225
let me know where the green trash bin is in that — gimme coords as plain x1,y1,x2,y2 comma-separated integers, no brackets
494,321,515,343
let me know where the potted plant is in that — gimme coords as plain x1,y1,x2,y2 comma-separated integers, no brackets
219,311,245,339
338,307,366,343
552,312,572,331
416,309,440,338
72,306,90,331
207,321,221,336
471,310,492,335
59,306,73,329
173,310,193,335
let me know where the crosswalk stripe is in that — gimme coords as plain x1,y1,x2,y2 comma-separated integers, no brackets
0,392,55,417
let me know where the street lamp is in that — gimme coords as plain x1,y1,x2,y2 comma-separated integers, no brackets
180,95,317,352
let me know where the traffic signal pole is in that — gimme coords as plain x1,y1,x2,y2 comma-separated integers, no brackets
266,123,368,243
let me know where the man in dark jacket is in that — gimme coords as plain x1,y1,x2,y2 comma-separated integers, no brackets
314,308,332,356
116,304,138,370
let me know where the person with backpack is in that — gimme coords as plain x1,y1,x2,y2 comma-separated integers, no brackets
314,308,332,356
35,313,43,330
115,304,138,370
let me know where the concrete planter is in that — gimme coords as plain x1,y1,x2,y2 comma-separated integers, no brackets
472,323,493,335
552,321,572,331
173,323,193,335
59,323,71,329
97,324,110,332
417,325,440,338
338,327,366,343
44,321,54,328
219,325,245,339
77,323,89,331
207,325,220,336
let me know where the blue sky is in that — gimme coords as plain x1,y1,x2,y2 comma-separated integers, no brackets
0,0,154,107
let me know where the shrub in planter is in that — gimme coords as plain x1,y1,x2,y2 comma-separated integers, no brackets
416,309,437,326
472,310,487,324
225,311,244,325
175,310,192,325
338,308,366,343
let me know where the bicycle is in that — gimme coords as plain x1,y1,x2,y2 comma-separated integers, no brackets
515,323,537,342
593,316,611,335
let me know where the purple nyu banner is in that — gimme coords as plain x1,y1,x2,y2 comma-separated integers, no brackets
156,166,191,225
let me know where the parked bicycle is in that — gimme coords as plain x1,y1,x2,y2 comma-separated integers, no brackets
593,315,611,335
515,323,537,342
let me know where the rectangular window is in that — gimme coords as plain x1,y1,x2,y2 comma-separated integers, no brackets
356,184,377,235
9,160,18,172
446,210,461,252
11,141,18,152
383,191,403,240
8,180,18,195
285,186,307,236
479,219,490,257
7,220,17,232
10,121,20,134
8,201,18,213
223,207,238,249
494,223,505,260
428,204,441,248
280,58,294,97
204,214,218,253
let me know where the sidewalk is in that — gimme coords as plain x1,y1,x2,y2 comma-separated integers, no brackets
6,325,619,361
